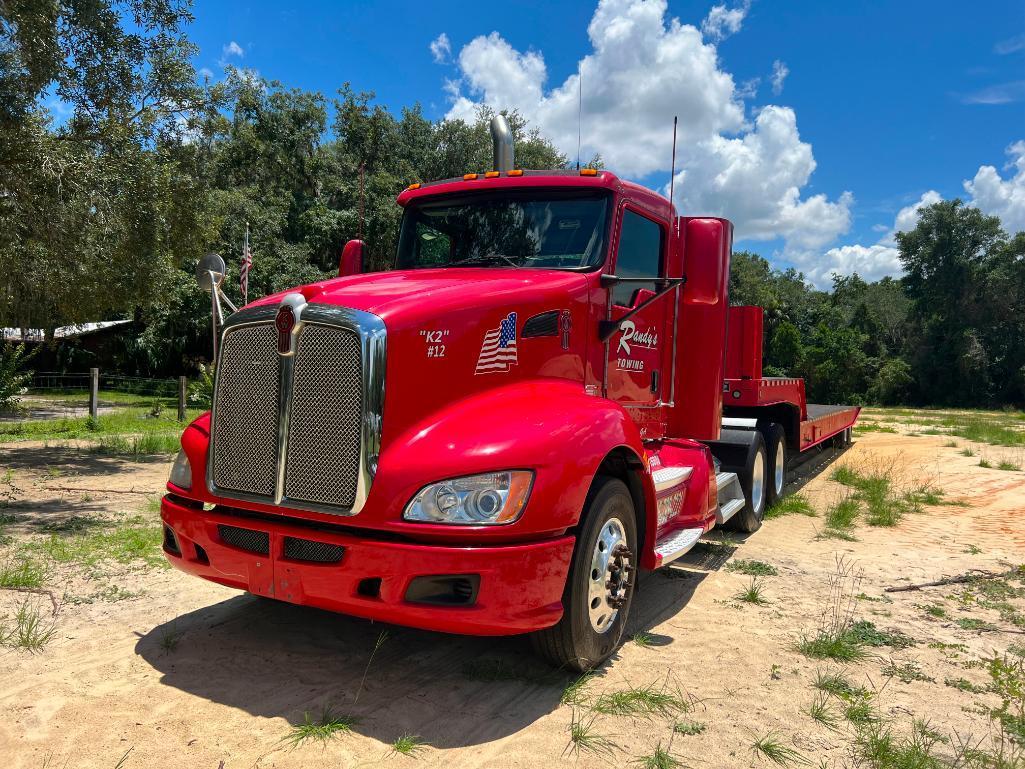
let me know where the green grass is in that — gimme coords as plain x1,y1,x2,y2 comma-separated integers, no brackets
726,559,778,576
631,631,656,647
0,556,48,588
673,720,706,736
843,693,879,727
980,459,994,469
735,577,769,605
635,742,683,769
813,669,862,699
0,600,57,652
957,617,996,631
590,681,689,718
390,734,429,759
854,423,898,434
997,460,1021,471
881,660,934,684
764,494,815,519
944,677,986,693
750,732,811,766
798,630,870,663
24,516,165,571
562,672,596,706
854,720,948,769
565,712,616,759
0,405,202,444
846,621,915,650
923,603,948,619
804,693,840,731
943,416,1025,447
283,709,358,748
89,432,182,456
960,447,976,457
824,496,860,532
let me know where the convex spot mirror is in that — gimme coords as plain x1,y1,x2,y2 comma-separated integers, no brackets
196,253,226,292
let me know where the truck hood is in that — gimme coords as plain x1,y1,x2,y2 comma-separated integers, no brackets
250,268,595,447
253,267,589,327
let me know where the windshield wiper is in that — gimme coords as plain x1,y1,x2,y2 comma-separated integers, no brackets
442,253,522,268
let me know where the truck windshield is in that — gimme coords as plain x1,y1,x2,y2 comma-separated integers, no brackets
396,190,610,270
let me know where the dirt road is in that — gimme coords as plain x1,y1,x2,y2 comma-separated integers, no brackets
1,428,1023,768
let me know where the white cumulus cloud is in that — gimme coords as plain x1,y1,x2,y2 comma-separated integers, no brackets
442,0,852,262
700,1,750,42
430,33,452,64
222,41,244,59
964,140,1025,234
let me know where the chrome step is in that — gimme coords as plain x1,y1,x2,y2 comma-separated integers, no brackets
715,471,746,524
652,465,693,493
653,526,704,567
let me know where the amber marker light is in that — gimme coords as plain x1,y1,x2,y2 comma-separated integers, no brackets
463,173,479,181
406,182,421,190
580,168,598,176
507,169,524,177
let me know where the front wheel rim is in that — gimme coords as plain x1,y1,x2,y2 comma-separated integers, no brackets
587,517,632,634
773,441,785,495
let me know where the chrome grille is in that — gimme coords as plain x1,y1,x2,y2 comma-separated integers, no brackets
211,324,280,497
284,325,363,508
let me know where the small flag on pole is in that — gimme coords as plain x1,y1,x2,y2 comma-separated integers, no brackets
239,223,252,305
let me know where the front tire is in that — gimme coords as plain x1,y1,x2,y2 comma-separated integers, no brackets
725,432,768,533
531,476,637,672
763,424,787,507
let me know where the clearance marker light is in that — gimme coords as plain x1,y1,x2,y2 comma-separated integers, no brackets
484,171,500,178
463,173,479,181
507,169,524,177
406,183,421,191
580,168,598,177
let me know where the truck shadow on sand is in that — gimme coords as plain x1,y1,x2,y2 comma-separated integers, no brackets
135,568,705,748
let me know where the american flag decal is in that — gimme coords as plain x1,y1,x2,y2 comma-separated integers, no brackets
475,312,518,374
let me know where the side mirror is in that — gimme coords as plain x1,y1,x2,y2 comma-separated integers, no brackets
339,239,365,277
196,252,226,292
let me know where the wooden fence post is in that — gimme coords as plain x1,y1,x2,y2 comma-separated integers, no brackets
89,368,99,419
178,376,187,421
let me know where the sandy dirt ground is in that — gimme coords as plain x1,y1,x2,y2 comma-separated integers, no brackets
1,426,1023,768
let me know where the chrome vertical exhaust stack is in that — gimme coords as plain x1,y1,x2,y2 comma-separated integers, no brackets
490,114,515,172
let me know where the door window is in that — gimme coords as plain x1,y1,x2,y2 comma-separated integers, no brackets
612,210,664,307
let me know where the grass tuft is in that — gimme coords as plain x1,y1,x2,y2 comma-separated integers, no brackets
804,693,840,731
390,734,429,759
764,494,815,519
824,496,860,532
673,720,706,736
564,712,616,759
726,559,778,577
631,631,656,648
735,577,769,605
283,708,357,748
591,680,689,718
997,460,1021,471
880,659,934,684
635,742,683,769
0,556,48,588
0,599,58,652
751,732,811,766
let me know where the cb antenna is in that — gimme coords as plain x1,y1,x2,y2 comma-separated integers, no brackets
576,68,583,170
668,115,678,214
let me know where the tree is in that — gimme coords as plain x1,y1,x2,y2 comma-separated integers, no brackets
0,0,205,334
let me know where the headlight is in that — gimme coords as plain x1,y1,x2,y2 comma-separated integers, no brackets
168,449,192,490
403,471,534,525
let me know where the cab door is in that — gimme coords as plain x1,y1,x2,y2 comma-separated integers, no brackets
603,206,669,427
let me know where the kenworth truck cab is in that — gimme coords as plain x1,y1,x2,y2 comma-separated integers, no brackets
162,117,858,671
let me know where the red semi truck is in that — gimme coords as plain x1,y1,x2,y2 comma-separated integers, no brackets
162,117,859,671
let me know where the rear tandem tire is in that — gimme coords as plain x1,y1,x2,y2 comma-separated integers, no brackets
763,423,787,507
530,476,637,672
725,432,768,534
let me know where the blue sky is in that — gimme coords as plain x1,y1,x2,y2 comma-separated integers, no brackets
188,0,1025,285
